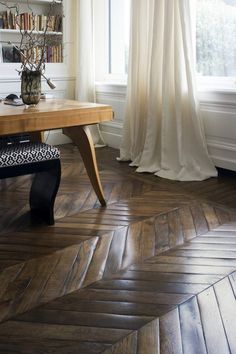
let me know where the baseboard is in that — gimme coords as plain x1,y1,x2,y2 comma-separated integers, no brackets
212,156,236,171
44,125,122,148
101,131,121,149
100,122,122,149
207,138,236,171
44,130,72,146
42,125,236,173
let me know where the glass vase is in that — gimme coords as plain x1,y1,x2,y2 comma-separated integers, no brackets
21,70,41,105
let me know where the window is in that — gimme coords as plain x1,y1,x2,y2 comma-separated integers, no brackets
94,0,130,82
108,0,130,76
196,0,236,86
95,0,236,88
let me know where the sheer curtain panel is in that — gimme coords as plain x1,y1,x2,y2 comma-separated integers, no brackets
75,0,105,147
119,0,217,181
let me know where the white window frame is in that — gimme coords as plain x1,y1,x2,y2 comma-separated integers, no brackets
194,0,236,92
94,0,128,83
94,0,236,95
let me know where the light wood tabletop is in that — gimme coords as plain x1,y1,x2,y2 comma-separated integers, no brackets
0,99,113,206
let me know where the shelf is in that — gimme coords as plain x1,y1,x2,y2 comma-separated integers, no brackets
0,29,62,35
0,0,64,65
6,0,63,4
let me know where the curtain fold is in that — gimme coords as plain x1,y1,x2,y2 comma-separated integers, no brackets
75,0,105,147
119,0,217,181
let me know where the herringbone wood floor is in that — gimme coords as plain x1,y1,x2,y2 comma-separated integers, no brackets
0,144,236,353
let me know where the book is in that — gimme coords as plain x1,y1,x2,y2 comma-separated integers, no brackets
2,45,21,63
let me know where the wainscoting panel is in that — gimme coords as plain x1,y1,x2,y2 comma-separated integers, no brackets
201,98,236,171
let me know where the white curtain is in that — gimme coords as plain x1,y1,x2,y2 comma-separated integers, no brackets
119,0,217,181
75,0,105,147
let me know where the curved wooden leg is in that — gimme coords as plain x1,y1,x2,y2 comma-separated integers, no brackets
29,160,61,225
63,126,106,206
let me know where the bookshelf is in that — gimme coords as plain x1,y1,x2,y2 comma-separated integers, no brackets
0,0,76,129
0,0,63,64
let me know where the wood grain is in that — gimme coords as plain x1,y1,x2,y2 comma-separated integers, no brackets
0,145,236,353
0,99,113,136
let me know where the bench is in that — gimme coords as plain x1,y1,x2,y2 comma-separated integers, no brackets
0,141,61,225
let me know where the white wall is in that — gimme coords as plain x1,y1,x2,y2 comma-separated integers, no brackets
96,83,236,172
199,90,236,171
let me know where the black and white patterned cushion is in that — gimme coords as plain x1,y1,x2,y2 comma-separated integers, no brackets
0,142,60,168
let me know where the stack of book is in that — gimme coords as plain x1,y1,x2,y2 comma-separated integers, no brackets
2,44,63,63
0,11,62,32
46,45,63,63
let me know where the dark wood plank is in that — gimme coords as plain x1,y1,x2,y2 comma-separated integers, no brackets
229,271,236,297
192,236,236,244
152,214,173,254
102,228,128,277
50,299,173,317
147,255,236,267
190,203,209,235
202,230,236,237
70,288,193,305
216,223,236,231
91,279,207,294
0,263,24,298
102,332,137,354
160,308,183,353
137,319,160,354
18,308,154,331
0,146,236,353
179,297,207,354
0,338,110,354
165,248,236,259
130,263,235,275
215,207,234,225
179,242,236,251
83,232,114,286
0,238,98,322
197,287,230,354
0,320,131,343
214,277,236,353
121,218,156,268
201,203,220,229
178,206,197,241
111,270,222,284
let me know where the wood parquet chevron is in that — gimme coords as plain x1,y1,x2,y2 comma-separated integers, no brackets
0,145,236,353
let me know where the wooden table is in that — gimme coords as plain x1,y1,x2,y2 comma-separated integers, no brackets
0,99,113,206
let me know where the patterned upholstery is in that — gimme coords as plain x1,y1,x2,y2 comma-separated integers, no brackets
0,142,60,168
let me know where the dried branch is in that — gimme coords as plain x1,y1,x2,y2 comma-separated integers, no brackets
10,43,56,89
0,0,61,88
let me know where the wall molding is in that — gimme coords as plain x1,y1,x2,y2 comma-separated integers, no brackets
207,138,236,153
96,83,236,108
0,76,75,84
198,90,236,109
100,130,121,150
96,82,127,93
206,138,236,171
209,155,236,172
100,121,122,149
